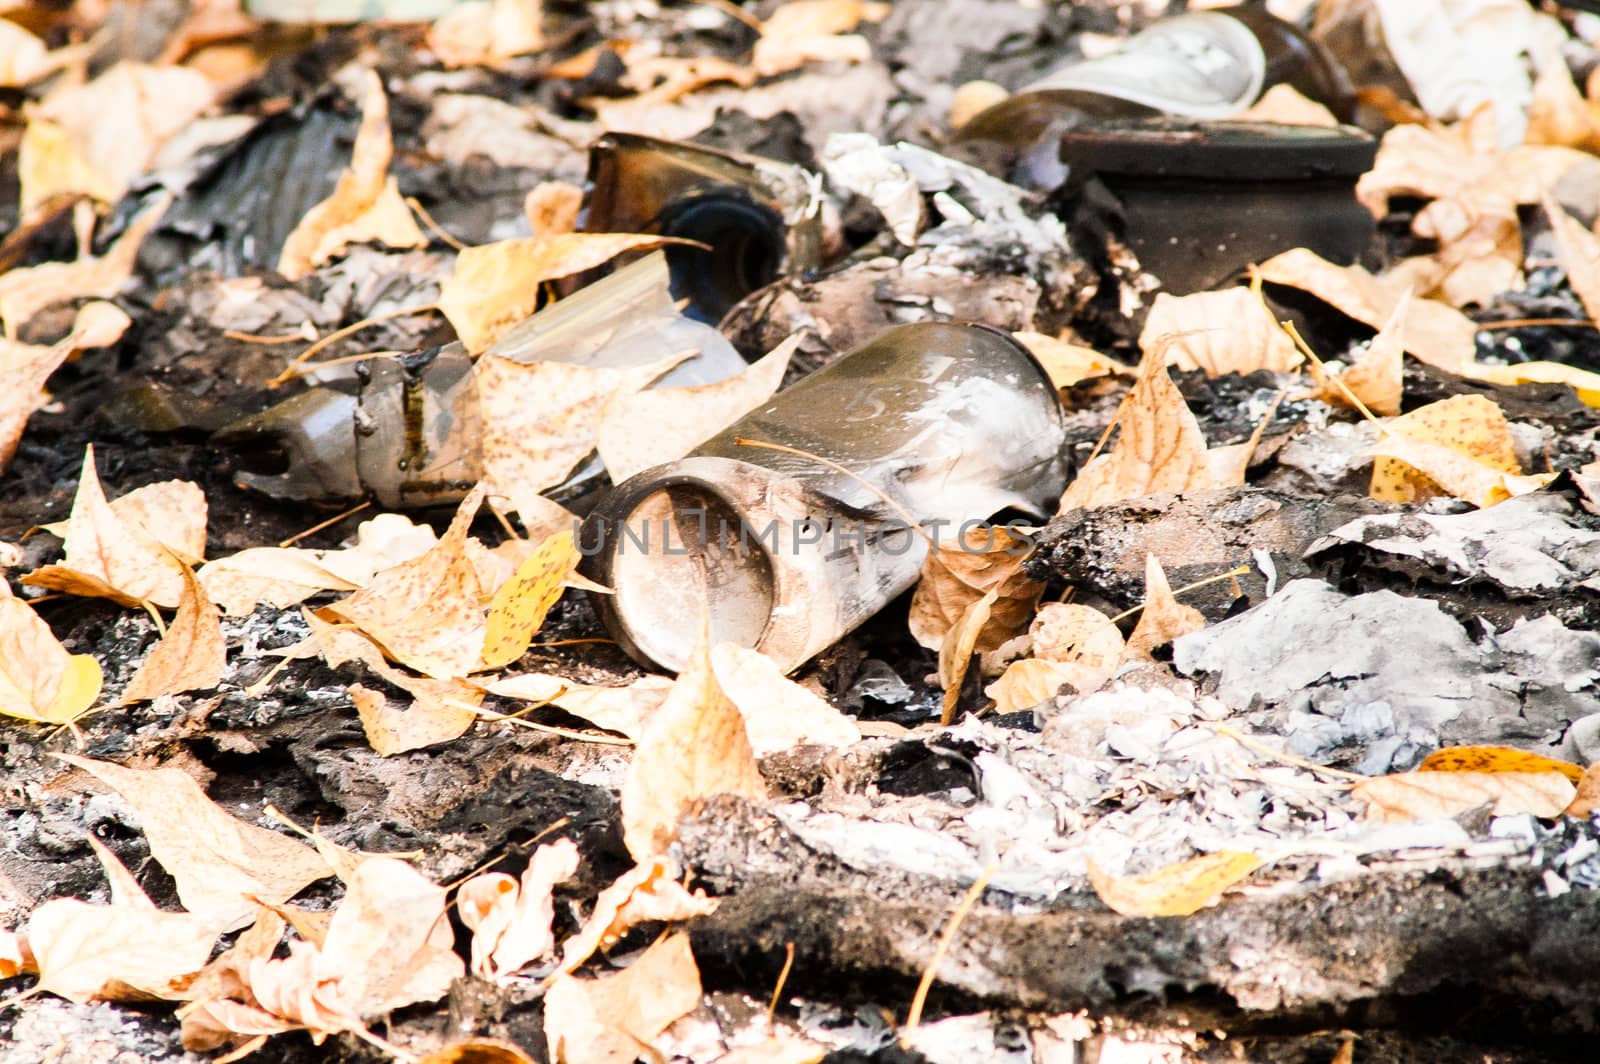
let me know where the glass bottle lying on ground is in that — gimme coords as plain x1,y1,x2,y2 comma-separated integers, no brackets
579,322,1069,674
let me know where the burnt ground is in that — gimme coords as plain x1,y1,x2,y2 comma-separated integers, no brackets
9,4,1600,1064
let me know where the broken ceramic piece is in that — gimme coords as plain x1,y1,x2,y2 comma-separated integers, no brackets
580,322,1069,673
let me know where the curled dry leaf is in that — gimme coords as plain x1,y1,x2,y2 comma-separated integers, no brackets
1306,289,1406,417
908,525,1042,653
1058,345,1256,511
0,195,166,334
428,0,545,70
558,857,718,976
1565,762,1600,819
56,754,332,931
458,838,580,981
1255,248,1478,374
1369,394,1524,506
488,672,673,740
1353,770,1576,822
319,487,488,679
276,69,424,281
1138,287,1301,377
117,558,226,705
1012,331,1123,388
709,642,861,755
441,233,690,354
1124,554,1205,661
938,587,996,725
1087,851,1264,917
1419,744,1584,782
22,445,201,609
620,625,767,861
544,932,701,1064
0,300,130,473
0,596,102,724
1543,194,1600,321
20,63,214,213
985,602,1125,711
752,0,891,78
24,838,221,1004
597,335,796,484
350,682,478,756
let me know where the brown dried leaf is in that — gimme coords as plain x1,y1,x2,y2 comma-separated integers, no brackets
0,596,102,724
753,0,891,78
25,839,221,1004
1057,346,1247,511
22,445,200,608
0,928,29,978
526,180,583,239
0,300,129,473
428,0,545,70
597,335,795,484
442,233,688,354
1353,770,1575,822
117,559,225,705
544,932,701,1064
619,626,767,861
56,754,332,930
908,525,1041,653
350,682,478,756
0,196,166,334
1124,554,1205,661
1526,56,1600,151
420,1042,538,1064
1138,288,1302,377
557,858,718,976
477,352,687,518
458,838,579,981
1011,331,1123,388
320,486,488,679
1255,248,1478,373
938,587,996,725
486,672,674,740
276,69,424,280
709,642,861,755
1564,762,1600,818
1369,394,1524,506
21,63,214,213
1543,194,1600,321
1087,851,1263,917
1307,289,1406,417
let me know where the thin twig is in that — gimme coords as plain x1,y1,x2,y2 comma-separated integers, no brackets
901,864,996,1046
1108,564,1251,624
224,329,313,345
278,501,371,548
405,196,468,252
268,305,438,388
1280,319,1381,427
767,942,796,1024
473,704,634,746
1212,724,1363,783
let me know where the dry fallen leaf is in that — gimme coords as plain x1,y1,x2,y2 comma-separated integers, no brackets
1306,289,1406,417
277,69,425,280
0,20,86,89
349,682,480,756
22,445,201,609
557,857,718,976
1012,331,1123,388
24,838,221,1004
938,587,996,726
1138,287,1302,377
544,932,701,1064
1525,55,1600,152
1058,345,1255,511
458,838,580,981
1369,394,1524,506
1543,194,1600,321
752,0,891,78
1352,770,1576,822
477,351,688,517
441,233,689,354
1419,745,1584,782
319,486,488,679
1565,762,1600,819
0,595,102,724
1235,83,1339,126
0,196,167,335
1255,248,1479,374
1,926,31,979
709,642,861,755
1087,851,1264,917
527,180,584,239
56,754,332,930
908,525,1042,653
597,336,796,484
487,672,674,740
117,558,226,705
20,63,214,213
619,626,767,861
428,0,545,70
985,658,1083,715
715,1036,829,1064
0,300,129,473
984,602,1125,711
419,1041,538,1064
1124,554,1205,661
480,529,582,670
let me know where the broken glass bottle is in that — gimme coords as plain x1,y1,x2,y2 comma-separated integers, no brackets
954,6,1356,190
579,322,1069,674
583,133,822,324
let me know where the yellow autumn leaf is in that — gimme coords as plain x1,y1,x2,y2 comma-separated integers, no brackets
479,529,581,670
1418,745,1584,783
1011,331,1123,388
1138,287,1301,377
0,597,102,724
1086,851,1264,917
1369,394,1521,505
